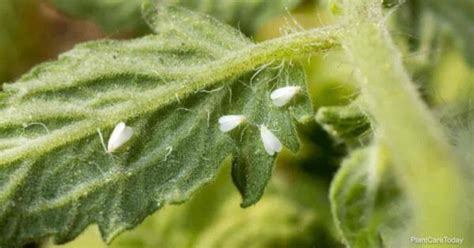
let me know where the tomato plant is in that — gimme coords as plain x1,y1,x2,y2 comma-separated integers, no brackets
0,0,472,247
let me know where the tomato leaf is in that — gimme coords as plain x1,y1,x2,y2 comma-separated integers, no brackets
0,5,317,246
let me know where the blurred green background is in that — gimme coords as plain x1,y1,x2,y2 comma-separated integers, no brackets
1,0,472,247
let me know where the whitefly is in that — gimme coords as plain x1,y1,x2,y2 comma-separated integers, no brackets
270,86,301,107
107,122,133,153
218,115,246,133
259,125,282,156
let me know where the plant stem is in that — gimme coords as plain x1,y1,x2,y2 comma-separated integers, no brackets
339,0,468,245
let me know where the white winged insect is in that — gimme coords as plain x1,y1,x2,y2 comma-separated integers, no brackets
270,86,301,107
259,125,282,156
218,115,246,133
106,122,133,153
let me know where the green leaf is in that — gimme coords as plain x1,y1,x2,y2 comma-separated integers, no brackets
49,0,302,36
164,0,302,35
423,0,474,66
0,0,45,82
398,0,474,66
112,162,339,248
48,0,148,33
330,146,411,247
0,5,316,246
315,102,371,147
46,162,342,248
440,87,474,203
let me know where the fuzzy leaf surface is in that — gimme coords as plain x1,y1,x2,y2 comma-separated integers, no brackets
315,103,371,147
330,146,410,247
113,163,338,248
0,6,313,246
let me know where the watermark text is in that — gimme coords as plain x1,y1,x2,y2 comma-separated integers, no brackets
410,236,464,245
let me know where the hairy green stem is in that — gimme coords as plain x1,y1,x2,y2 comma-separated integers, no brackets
0,27,340,166
340,0,468,245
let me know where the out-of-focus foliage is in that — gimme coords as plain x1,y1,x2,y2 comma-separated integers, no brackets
421,0,474,66
0,0,105,83
321,2,474,247
48,0,304,36
435,50,474,238
391,0,474,68
48,0,148,34
434,52,474,246
330,146,411,248
0,0,46,82
315,102,371,147
166,0,302,35
430,47,474,106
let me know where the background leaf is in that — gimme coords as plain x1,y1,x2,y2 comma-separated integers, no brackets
48,0,149,34
315,102,371,147
0,6,311,246
330,146,411,247
422,0,474,66
390,0,474,67
0,0,53,83
164,0,303,35
48,0,303,36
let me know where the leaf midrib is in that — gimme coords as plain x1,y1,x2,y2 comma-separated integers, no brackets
24,90,228,215
0,27,339,167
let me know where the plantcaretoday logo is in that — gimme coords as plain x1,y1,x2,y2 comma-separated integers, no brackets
410,236,464,245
